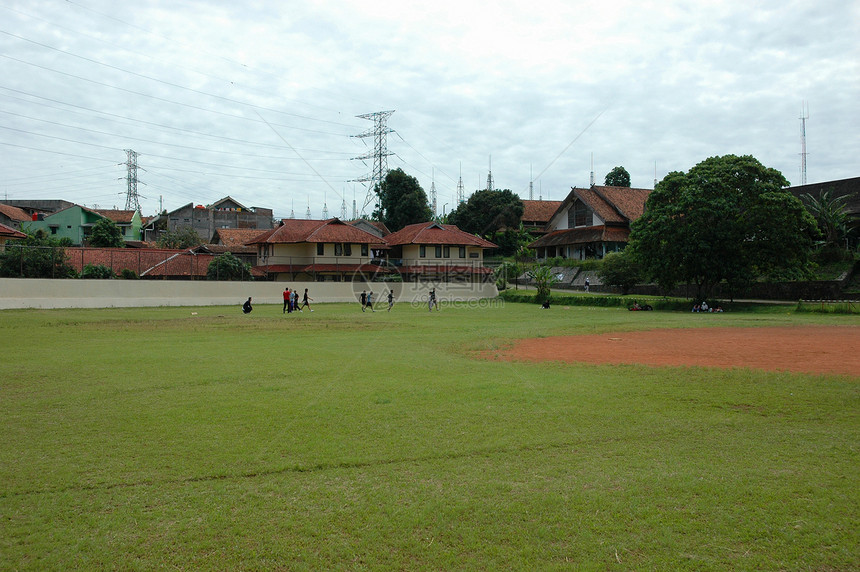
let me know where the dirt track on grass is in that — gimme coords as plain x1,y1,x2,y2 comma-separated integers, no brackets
489,326,860,376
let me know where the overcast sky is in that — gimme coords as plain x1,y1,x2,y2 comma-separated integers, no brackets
1,0,858,220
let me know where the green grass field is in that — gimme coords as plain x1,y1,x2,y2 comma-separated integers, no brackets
1,301,858,570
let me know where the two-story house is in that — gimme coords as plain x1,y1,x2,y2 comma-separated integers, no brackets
248,218,387,281
529,186,651,260
384,222,497,282
24,205,142,245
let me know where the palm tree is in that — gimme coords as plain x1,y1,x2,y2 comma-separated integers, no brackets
800,190,851,249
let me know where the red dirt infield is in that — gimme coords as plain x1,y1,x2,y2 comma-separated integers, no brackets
489,325,860,376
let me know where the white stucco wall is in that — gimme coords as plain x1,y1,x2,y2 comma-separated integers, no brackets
0,278,498,309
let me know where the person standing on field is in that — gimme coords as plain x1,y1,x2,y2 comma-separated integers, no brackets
291,288,300,312
366,290,375,312
360,290,367,312
283,287,290,314
387,290,394,312
300,288,313,312
428,288,438,311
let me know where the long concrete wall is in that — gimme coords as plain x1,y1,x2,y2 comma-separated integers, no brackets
0,278,498,309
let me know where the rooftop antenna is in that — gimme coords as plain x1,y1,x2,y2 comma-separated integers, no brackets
457,163,465,203
350,110,395,215
800,101,809,185
589,152,595,187
529,164,534,200
430,168,437,219
486,155,494,192
289,199,295,219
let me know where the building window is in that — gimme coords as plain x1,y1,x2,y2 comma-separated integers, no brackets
317,243,324,256
569,201,593,227
420,245,426,258
50,227,57,235
334,243,343,256
459,247,466,258
435,245,442,258
361,244,368,257
344,243,352,256
443,246,450,258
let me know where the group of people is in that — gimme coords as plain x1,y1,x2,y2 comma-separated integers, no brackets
283,287,313,313
692,301,723,313
359,289,396,312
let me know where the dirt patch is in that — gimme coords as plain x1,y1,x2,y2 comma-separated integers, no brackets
489,326,860,376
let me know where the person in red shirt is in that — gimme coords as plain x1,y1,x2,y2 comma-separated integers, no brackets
283,287,290,314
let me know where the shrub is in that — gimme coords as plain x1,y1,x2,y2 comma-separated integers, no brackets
120,268,138,280
81,263,116,279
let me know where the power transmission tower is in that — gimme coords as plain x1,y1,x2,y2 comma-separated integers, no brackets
486,155,494,192
800,102,809,185
350,110,395,215
340,197,347,220
322,192,329,219
123,149,142,211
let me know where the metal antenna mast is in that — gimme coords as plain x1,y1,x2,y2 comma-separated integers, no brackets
529,164,534,200
351,110,395,215
486,155,494,192
430,168,437,219
305,199,312,220
457,163,465,204
340,194,347,219
322,192,329,219
123,149,142,211
800,102,809,185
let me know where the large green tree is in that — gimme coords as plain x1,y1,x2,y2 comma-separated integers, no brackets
372,169,432,232
447,189,524,238
207,252,252,281
89,218,124,248
627,154,818,300
604,166,631,187
157,227,203,249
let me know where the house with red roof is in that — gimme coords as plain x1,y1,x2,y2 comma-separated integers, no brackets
529,186,651,260
0,203,30,230
247,218,387,281
384,222,498,282
520,200,563,236
0,222,27,251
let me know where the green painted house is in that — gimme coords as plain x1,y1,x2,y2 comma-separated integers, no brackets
25,206,142,245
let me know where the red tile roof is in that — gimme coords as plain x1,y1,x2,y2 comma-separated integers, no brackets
521,200,563,223
593,186,651,221
92,209,137,223
248,218,382,245
530,225,631,248
0,203,29,223
0,222,27,239
254,262,389,274
214,228,267,248
384,222,498,248
62,247,216,277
